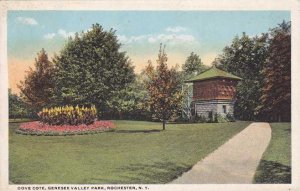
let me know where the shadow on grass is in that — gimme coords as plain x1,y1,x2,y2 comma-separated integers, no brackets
254,160,291,184
114,129,162,134
87,161,191,184
117,161,191,183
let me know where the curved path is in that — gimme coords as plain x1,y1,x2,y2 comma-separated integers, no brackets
171,122,271,184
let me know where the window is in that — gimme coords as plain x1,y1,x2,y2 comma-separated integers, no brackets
223,105,227,113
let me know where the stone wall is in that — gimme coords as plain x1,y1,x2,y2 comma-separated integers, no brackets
194,100,234,117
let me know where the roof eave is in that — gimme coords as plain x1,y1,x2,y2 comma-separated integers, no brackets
184,76,242,83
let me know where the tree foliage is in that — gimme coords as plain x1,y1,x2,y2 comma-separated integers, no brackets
53,24,135,117
214,32,268,120
181,52,207,120
215,21,291,122
18,49,56,110
258,21,291,121
106,74,149,120
143,44,183,130
182,52,207,79
9,89,34,119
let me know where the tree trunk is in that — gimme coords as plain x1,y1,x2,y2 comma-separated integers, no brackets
162,120,166,130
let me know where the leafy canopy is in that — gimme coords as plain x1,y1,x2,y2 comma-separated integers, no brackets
53,23,135,116
9,89,34,119
182,52,207,79
181,52,207,120
214,32,268,120
106,75,149,120
143,44,183,130
18,48,56,110
258,21,291,122
214,21,291,122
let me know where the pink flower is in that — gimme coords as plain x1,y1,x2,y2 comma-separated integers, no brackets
19,120,115,133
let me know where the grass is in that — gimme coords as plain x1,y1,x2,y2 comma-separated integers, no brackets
9,120,250,184
253,123,291,183
9,118,33,123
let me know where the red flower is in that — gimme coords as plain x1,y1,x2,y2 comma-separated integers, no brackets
19,120,115,134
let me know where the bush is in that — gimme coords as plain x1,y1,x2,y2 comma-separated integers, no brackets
193,111,235,123
38,105,97,125
213,113,229,123
226,113,236,122
195,114,208,123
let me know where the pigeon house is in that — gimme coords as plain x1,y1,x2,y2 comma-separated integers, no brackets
185,66,242,118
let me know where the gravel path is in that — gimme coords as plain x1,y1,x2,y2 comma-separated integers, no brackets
171,122,271,184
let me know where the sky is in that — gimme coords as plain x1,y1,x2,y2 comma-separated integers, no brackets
8,11,290,93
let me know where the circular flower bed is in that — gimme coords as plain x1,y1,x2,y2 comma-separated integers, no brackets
16,120,116,136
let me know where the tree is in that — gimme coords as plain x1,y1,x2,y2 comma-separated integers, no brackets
18,49,56,110
143,44,183,130
9,89,34,119
182,52,207,79
53,24,135,117
258,21,291,122
106,74,149,120
214,32,268,120
181,52,207,120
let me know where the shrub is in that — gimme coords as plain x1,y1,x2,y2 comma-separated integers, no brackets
195,114,208,123
193,111,235,123
208,111,214,122
213,113,229,123
226,113,236,122
38,105,97,125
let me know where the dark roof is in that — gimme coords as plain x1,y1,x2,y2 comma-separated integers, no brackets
185,66,242,83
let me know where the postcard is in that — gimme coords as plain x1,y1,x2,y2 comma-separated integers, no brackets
0,1,299,191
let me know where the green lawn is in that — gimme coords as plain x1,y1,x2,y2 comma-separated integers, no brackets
254,123,291,183
9,120,250,184
9,118,33,123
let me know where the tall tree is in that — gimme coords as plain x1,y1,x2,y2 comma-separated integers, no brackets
53,24,135,117
214,32,268,120
182,52,207,79
18,49,55,110
143,44,183,130
258,21,291,121
181,52,207,120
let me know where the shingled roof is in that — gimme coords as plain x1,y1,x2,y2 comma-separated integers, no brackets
185,66,242,83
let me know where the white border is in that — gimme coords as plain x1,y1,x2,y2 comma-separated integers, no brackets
1,1,300,191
